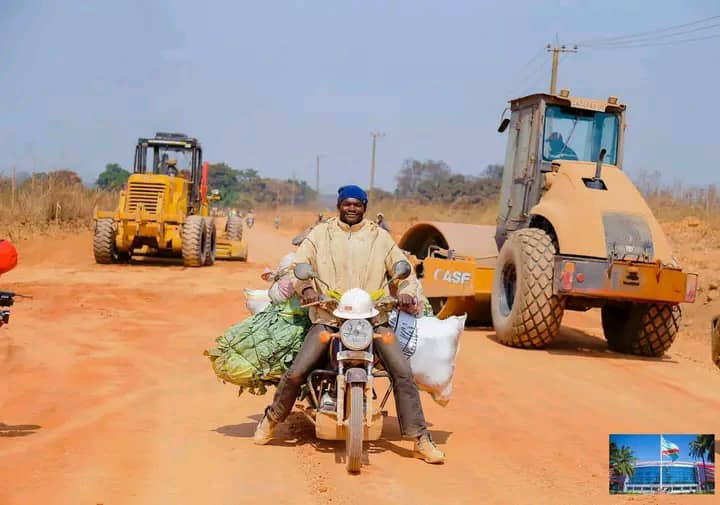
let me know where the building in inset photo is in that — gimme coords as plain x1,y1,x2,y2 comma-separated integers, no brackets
609,434,715,495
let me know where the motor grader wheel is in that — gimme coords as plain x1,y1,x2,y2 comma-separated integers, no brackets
182,215,208,267
203,217,217,266
491,228,564,348
225,214,243,241
93,218,119,264
602,303,681,357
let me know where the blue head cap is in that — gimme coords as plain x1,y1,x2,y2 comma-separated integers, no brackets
337,185,368,206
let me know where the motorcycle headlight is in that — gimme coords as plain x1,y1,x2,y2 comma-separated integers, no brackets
339,319,373,350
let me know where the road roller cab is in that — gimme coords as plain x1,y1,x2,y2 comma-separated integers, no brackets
401,90,698,357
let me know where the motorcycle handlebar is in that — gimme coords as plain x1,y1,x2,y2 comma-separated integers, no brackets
0,291,16,307
301,295,399,310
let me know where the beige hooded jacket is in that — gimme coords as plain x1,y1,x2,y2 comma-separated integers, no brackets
293,217,419,326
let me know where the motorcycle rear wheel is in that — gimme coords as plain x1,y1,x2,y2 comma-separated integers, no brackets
346,383,364,473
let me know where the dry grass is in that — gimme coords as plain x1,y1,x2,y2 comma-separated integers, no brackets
262,201,499,233
0,177,117,240
2,178,718,242
646,195,720,227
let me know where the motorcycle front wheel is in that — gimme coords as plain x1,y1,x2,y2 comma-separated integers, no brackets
346,383,364,473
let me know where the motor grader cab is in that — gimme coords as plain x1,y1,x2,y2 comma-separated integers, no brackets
400,90,698,357
93,132,247,266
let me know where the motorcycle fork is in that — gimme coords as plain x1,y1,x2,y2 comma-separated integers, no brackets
336,374,346,427
365,346,375,426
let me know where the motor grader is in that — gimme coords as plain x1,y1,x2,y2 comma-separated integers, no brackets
399,89,698,357
93,132,248,267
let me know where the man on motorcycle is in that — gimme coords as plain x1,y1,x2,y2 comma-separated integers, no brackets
253,185,445,464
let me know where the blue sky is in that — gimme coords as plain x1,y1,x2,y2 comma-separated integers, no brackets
610,434,712,463
1,0,718,191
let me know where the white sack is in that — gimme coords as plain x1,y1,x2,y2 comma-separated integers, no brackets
244,288,272,315
389,310,466,407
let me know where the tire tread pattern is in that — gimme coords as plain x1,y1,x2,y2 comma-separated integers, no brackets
346,383,364,473
203,217,216,266
182,216,207,267
93,219,117,264
602,303,681,357
496,228,564,349
226,215,243,241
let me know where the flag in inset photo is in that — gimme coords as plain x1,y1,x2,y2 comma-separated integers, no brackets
661,436,680,462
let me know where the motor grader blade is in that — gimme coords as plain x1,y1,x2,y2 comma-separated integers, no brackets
398,221,497,325
215,236,248,261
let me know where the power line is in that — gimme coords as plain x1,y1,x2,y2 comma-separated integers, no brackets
508,48,553,98
516,52,549,84
583,32,720,50
584,22,720,48
516,59,552,98
511,47,546,81
576,14,720,46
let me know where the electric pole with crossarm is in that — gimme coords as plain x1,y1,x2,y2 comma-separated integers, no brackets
546,41,577,94
369,132,385,200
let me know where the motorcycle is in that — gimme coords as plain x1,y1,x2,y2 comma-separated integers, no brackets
291,260,412,473
0,291,28,327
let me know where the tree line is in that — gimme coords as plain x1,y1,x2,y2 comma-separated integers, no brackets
92,162,317,207
390,159,503,204
93,159,503,207
12,157,503,209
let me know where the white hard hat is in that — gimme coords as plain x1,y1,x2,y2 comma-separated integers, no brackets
333,288,379,319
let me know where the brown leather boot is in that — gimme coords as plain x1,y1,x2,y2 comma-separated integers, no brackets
413,432,446,464
252,412,277,445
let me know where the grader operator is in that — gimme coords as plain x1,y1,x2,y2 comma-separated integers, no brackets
399,90,698,357
93,132,247,267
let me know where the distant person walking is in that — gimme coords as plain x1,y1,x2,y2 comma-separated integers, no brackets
376,212,390,232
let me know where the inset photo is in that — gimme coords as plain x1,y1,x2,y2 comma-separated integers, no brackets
609,434,715,495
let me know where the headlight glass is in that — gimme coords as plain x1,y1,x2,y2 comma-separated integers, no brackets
339,319,373,350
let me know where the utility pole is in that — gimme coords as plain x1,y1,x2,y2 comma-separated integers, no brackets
291,171,296,206
369,132,385,200
546,41,577,94
11,166,16,208
315,154,323,199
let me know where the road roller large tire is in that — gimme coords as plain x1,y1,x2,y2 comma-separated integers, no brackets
203,217,217,266
225,215,243,241
93,219,119,264
491,228,564,348
182,216,208,267
601,303,680,357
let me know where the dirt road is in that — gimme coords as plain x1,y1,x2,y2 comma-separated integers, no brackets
1,220,719,505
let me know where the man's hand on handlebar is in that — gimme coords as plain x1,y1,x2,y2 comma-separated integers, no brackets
301,287,320,306
397,293,417,312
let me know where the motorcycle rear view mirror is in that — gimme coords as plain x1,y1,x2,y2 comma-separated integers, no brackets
293,263,315,281
392,260,412,281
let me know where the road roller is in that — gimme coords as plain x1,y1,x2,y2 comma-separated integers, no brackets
399,88,698,358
